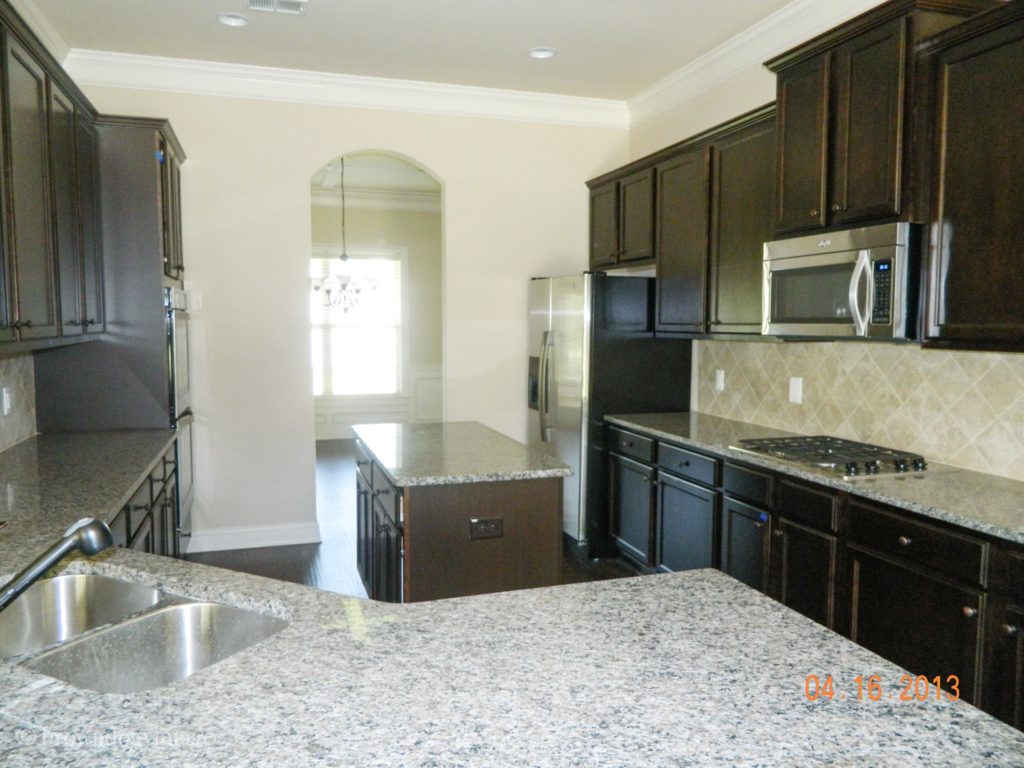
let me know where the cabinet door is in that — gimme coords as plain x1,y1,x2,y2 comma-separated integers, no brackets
356,470,372,589
775,54,830,235
830,19,906,225
925,18,1024,345
769,517,837,629
609,452,655,566
720,496,769,592
708,119,774,334
847,547,982,703
48,81,82,337
75,114,103,332
589,183,618,269
4,34,57,340
372,498,402,603
656,472,716,573
654,149,709,334
983,602,1024,730
159,137,184,281
618,168,654,264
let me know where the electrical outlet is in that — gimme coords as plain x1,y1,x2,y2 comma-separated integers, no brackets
1,387,11,416
788,377,803,404
715,369,725,392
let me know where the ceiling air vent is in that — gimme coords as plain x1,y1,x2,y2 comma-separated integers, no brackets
248,0,307,14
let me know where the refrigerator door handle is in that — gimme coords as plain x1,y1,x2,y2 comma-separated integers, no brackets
538,330,554,442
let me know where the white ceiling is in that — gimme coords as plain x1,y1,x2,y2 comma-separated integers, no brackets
28,0,798,100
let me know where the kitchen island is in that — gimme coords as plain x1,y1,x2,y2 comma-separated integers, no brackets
1,433,1023,765
352,421,571,602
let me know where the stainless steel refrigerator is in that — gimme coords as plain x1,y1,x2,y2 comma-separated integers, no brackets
528,273,692,557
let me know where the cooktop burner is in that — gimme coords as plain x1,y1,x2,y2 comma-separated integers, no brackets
730,435,927,480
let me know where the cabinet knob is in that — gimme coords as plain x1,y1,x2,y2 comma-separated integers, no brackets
830,203,849,213
625,441,634,448
753,521,764,529
808,208,819,218
356,460,369,466
374,488,390,496
962,606,978,619
678,461,689,468
1003,624,1020,637
897,535,912,547
66,319,82,327
86,318,98,326
12,319,33,330
772,529,784,538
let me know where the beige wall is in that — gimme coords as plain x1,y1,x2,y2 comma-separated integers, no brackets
0,353,36,453
310,205,442,368
696,340,1024,482
78,84,628,547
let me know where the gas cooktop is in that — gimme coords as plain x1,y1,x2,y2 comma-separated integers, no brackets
729,435,927,481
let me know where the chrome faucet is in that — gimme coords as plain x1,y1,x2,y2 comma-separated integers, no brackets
0,518,113,613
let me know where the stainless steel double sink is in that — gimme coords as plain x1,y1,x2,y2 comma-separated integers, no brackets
0,574,287,694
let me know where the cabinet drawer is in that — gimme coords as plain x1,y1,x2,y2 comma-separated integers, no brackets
723,462,773,508
658,443,717,487
990,546,1024,604
848,501,986,586
777,480,839,533
354,439,372,484
608,427,654,463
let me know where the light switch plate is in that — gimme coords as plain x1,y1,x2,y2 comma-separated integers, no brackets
715,369,725,392
1,387,11,416
788,377,803,404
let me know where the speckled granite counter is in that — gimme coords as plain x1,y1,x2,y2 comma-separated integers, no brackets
2,553,1023,766
0,430,176,573
352,421,571,486
605,412,1024,545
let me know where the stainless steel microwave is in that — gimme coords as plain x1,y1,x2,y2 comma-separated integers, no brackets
762,222,916,339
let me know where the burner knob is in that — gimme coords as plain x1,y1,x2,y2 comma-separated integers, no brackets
894,458,908,472
912,457,927,471
844,462,860,476
865,460,880,474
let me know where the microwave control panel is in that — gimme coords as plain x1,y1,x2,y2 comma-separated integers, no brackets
871,259,892,324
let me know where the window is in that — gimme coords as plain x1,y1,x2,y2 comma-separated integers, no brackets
310,253,402,396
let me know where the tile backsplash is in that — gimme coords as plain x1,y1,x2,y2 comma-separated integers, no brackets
695,340,1024,482
0,353,36,453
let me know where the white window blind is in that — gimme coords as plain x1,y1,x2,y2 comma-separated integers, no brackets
310,255,402,396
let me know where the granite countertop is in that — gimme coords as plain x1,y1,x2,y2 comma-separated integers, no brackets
3,553,1023,766
352,421,571,486
0,430,176,571
605,412,1024,545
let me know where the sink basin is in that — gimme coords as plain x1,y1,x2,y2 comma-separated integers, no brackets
0,574,162,660
26,601,288,694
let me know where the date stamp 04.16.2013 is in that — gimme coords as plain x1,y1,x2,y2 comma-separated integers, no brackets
804,674,961,703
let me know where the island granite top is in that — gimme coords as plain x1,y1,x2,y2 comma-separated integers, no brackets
2,554,1022,767
605,411,1024,545
352,420,571,486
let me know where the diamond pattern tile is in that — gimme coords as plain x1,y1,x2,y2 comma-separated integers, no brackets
696,340,1024,482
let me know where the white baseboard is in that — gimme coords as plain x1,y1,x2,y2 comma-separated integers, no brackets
183,522,322,554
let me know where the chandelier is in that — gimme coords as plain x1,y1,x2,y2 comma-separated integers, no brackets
312,157,363,312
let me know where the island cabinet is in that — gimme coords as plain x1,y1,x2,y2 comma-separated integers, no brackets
109,444,180,557
353,423,567,603
844,499,987,705
765,0,995,236
917,1,1024,350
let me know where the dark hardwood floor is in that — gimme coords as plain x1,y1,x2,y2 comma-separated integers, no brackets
187,439,636,598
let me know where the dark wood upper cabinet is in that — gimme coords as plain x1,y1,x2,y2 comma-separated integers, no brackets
589,183,618,269
766,0,997,237
618,168,654,264
919,2,1024,348
48,81,82,337
3,31,58,341
159,136,185,282
76,114,104,333
654,148,709,334
774,55,830,234
708,115,775,334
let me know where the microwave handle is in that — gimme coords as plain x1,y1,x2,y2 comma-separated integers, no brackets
848,251,870,337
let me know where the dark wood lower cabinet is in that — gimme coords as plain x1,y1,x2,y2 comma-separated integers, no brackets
609,452,655,567
847,547,982,704
356,470,372,585
656,472,717,573
984,602,1024,729
720,497,769,592
371,498,402,604
769,517,837,629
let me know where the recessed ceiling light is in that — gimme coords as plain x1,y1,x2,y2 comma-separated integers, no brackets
217,12,250,27
528,47,557,60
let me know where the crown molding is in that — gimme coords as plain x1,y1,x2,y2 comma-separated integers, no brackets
8,0,69,62
63,49,630,129
312,187,441,214
628,0,880,126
